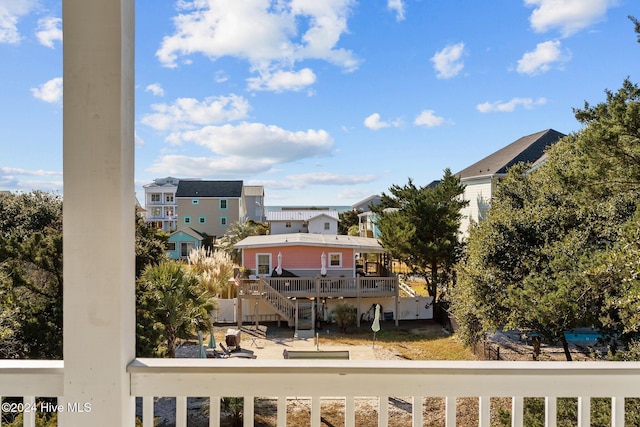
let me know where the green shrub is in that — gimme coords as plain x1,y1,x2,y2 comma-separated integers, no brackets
331,302,357,333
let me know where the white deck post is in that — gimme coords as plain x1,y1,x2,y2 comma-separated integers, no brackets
62,0,135,425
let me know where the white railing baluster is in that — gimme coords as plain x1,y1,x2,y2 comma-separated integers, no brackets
345,397,355,427
243,396,254,427
142,396,153,427
444,396,456,427
311,396,321,427
545,396,557,427
277,396,287,427
175,396,187,427
208,396,220,427
577,397,590,427
512,396,524,427
412,396,423,427
23,396,35,427
378,395,389,426
479,396,491,427
611,396,624,427
4,359,640,426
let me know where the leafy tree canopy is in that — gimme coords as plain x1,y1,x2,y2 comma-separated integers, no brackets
451,79,640,360
338,209,362,235
373,169,467,301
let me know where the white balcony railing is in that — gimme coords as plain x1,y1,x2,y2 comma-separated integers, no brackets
3,359,640,427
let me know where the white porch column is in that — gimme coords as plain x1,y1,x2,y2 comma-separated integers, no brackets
62,0,135,426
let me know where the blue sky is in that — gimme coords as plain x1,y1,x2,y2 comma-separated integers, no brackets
0,0,638,206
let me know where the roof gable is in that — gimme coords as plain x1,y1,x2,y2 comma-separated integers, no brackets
169,227,208,241
175,180,243,198
456,129,566,180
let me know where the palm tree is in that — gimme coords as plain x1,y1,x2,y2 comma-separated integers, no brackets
139,261,215,357
217,220,266,264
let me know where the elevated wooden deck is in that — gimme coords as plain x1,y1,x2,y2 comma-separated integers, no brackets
240,277,398,299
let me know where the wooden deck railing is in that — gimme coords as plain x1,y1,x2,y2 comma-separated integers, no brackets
3,359,640,427
265,277,397,298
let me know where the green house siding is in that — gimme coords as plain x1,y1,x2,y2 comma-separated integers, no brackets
167,231,203,260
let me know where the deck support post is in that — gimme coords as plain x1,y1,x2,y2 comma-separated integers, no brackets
62,0,135,425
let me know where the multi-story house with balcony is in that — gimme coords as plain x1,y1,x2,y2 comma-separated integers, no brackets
175,180,244,239
143,176,179,231
242,185,266,223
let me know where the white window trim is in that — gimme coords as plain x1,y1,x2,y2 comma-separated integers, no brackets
256,253,272,276
328,252,342,268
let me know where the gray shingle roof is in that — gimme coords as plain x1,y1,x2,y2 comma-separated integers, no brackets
456,129,566,180
175,180,243,198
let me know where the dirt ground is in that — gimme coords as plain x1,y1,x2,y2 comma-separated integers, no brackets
152,320,602,426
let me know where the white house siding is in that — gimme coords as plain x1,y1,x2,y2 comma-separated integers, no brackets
459,177,493,238
308,216,338,234
270,220,307,234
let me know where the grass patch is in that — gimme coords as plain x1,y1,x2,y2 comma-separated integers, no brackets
318,323,476,361
405,279,430,296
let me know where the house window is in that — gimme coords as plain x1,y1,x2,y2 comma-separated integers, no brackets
151,207,162,217
219,199,228,210
165,194,174,203
329,253,342,267
285,221,292,228
166,242,176,251
220,216,228,226
150,194,160,202
256,254,271,275
184,216,191,224
324,222,330,230
180,242,194,258
192,199,199,205
198,216,206,224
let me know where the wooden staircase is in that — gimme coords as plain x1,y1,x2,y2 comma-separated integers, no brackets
255,278,296,327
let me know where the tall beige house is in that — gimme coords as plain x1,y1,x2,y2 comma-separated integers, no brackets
175,180,244,239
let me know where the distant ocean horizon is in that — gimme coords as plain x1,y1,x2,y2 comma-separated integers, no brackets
265,205,351,213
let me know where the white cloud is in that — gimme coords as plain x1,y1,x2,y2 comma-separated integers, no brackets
147,154,275,178
364,113,389,130
516,40,571,75
0,167,62,177
337,188,373,201
247,67,316,92
145,83,165,97
156,0,358,91
525,0,615,37
387,0,405,21
35,16,62,48
140,94,250,131
431,42,465,79
147,121,334,178
0,0,39,44
0,166,63,193
177,122,333,161
135,132,145,147
214,70,229,83
476,97,547,113
414,110,445,127
31,77,63,103
286,172,376,185
363,113,403,130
